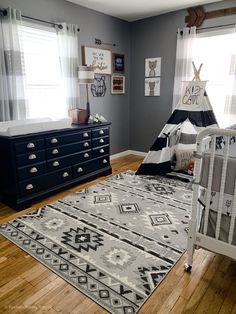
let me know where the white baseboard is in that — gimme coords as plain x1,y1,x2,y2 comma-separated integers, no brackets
110,150,147,160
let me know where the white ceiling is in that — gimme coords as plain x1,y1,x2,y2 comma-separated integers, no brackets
66,0,223,22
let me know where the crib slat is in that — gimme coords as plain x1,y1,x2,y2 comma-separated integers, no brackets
203,135,216,235
215,136,230,240
228,176,236,244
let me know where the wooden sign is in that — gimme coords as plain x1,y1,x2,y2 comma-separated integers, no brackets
185,6,236,27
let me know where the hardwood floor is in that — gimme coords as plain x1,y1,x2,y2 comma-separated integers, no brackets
1,155,236,314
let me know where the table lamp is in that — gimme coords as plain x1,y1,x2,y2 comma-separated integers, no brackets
69,65,94,124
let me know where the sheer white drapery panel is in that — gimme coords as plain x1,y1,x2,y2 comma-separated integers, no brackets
172,27,196,111
57,23,79,111
0,8,27,121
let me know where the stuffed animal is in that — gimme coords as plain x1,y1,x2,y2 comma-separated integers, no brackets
187,159,195,175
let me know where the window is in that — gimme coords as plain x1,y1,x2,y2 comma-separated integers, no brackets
193,29,236,127
20,22,66,119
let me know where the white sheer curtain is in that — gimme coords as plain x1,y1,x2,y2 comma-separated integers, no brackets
172,27,196,110
224,30,236,126
0,8,27,121
57,23,79,111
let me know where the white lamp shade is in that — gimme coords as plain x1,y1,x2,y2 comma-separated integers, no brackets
78,66,94,84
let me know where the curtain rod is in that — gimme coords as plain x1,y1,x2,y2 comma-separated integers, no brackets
0,9,80,32
197,22,235,32
179,22,235,34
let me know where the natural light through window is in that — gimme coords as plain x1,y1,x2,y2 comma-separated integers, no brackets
20,22,66,120
193,29,236,127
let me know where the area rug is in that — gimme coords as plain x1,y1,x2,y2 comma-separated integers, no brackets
0,171,192,313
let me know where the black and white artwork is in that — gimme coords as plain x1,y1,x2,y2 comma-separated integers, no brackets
145,57,161,77
91,75,106,97
145,77,160,96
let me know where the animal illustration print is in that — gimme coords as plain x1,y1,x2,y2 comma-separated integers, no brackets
149,81,156,96
149,60,157,77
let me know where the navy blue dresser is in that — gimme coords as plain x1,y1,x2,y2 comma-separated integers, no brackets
0,122,112,211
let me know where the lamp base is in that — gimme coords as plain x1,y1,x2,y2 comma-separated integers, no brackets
68,108,89,124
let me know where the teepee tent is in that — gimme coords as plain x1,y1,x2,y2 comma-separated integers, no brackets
136,63,218,175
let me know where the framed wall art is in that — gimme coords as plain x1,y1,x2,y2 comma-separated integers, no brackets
145,77,160,96
145,57,161,77
113,53,125,73
111,75,125,94
82,46,111,75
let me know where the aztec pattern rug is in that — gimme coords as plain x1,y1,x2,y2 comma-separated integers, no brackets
0,171,192,313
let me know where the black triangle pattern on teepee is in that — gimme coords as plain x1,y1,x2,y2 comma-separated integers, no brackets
136,80,218,176
98,272,106,278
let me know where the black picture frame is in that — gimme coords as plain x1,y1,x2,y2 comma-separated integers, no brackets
113,53,125,74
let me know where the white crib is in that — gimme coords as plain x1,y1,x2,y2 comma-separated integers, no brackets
185,127,236,271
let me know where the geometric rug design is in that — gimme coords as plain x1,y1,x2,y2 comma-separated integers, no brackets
0,171,192,313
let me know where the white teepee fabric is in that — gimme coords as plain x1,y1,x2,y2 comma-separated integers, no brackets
136,81,218,175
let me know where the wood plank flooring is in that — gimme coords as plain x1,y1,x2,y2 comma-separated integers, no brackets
1,155,236,314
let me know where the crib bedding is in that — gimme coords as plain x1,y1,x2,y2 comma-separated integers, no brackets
200,141,236,195
199,208,236,245
198,141,236,241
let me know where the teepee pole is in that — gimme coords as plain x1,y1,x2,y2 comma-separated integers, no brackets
192,61,203,81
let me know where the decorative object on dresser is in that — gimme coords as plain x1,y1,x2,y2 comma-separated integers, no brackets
68,66,94,124
0,123,111,211
82,46,112,75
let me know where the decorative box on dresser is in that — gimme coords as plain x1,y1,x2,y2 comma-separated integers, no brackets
0,122,112,211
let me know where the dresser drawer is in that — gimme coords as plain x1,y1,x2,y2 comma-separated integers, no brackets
92,127,109,138
14,139,45,154
46,140,91,159
73,155,110,178
73,160,95,178
46,130,91,148
47,150,91,172
94,155,110,169
92,145,109,158
16,150,45,167
19,167,72,197
92,136,109,147
17,162,47,181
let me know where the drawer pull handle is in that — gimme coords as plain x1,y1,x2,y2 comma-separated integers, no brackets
51,138,58,144
27,142,35,148
103,159,108,164
77,167,83,173
30,167,38,173
26,184,34,190
99,149,104,153
84,153,89,158
83,132,89,138
83,142,89,147
62,172,69,178
52,149,59,155
100,139,104,143
53,161,59,167
99,130,104,135
29,154,36,160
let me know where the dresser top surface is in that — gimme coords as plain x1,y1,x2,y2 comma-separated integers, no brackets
0,122,111,141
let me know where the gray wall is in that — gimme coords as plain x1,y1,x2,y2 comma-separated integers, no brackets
1,0,236,154
130,0,236,152
0,0,131,155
